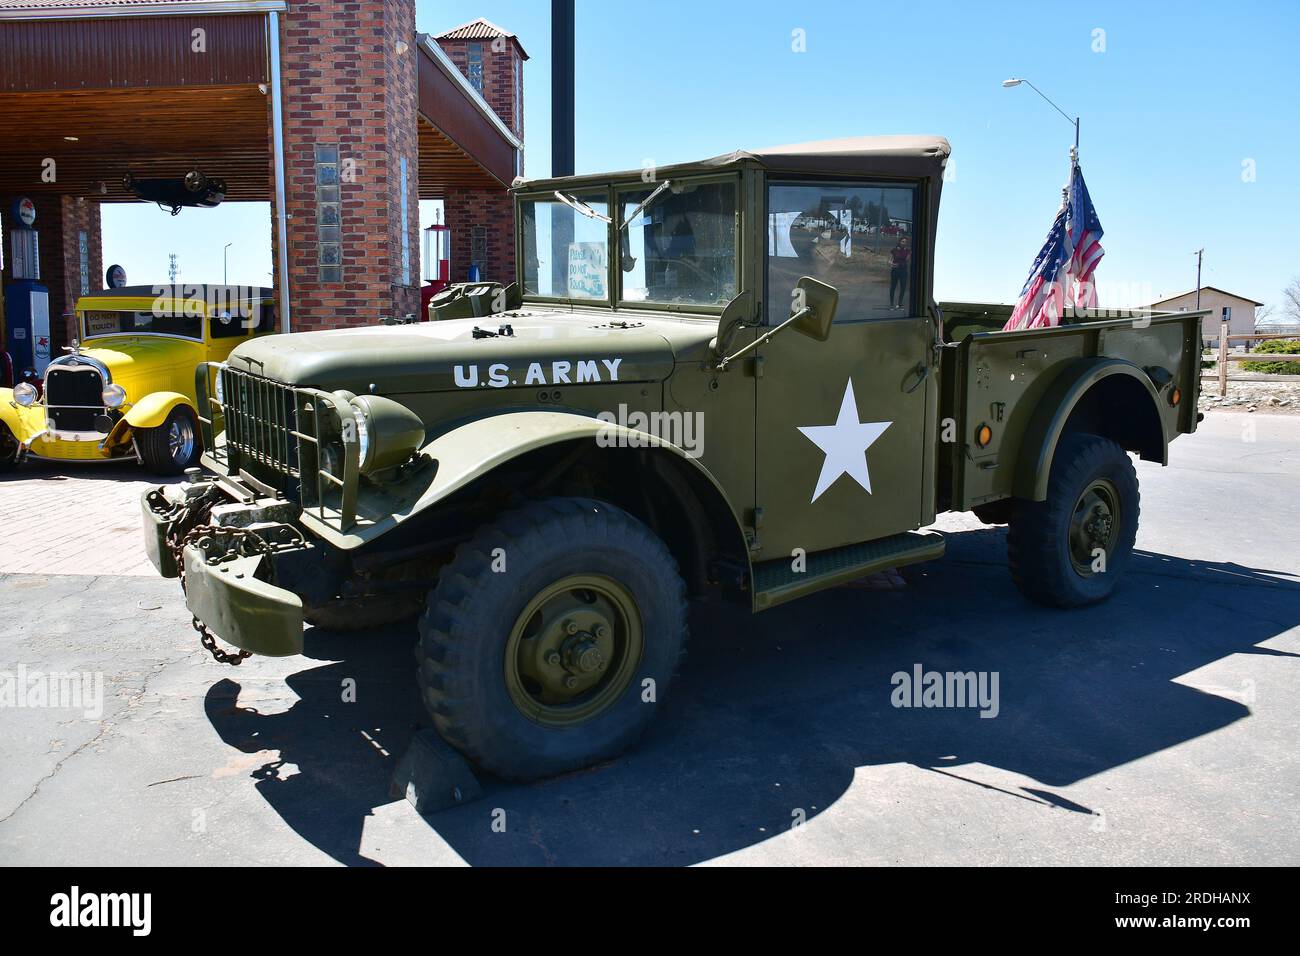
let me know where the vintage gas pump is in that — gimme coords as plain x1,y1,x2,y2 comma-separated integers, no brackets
4,197,52,386
420,211,452,319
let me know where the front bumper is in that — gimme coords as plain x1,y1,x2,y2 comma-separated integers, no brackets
181,544,304,657
141,488,180,577
142,482,307,657
2,400,121,462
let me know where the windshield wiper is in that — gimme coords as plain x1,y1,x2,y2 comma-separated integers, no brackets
619,180,671,232
554,191,611,223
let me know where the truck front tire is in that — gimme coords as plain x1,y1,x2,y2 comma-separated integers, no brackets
1007,433,1139,608
416,496,687,781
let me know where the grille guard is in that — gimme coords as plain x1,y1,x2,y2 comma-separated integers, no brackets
195,362,363,530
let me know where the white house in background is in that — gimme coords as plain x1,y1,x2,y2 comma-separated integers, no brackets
1145,286,1263,346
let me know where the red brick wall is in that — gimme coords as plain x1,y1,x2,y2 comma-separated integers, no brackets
443,188,515,284
59,197,102,346
436,32,523,286
437,35,525,141
276,0,421,330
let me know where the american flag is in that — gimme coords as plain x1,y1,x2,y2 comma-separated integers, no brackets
1003,165,1104,331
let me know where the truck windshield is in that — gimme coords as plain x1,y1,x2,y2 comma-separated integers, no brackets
520,191,610,300
618,179,737,307
82,310,203,340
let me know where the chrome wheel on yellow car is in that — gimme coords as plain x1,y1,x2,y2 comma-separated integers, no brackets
138,406,201,475
0,422,18,471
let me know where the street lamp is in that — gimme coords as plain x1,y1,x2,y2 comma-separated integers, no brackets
223,241,233,285
1002,77,1080,157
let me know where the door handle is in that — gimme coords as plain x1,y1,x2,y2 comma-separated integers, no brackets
904,363,930,394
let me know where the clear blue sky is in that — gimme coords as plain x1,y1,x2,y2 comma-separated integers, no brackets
103,0,1299,314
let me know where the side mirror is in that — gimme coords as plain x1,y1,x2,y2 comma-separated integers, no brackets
712,278,839,371
711,290,755,360
791,276,838,342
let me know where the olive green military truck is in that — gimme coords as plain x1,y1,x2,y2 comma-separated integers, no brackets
142,137,1203,780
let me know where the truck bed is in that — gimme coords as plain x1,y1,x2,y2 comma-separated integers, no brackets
935,303,1205,514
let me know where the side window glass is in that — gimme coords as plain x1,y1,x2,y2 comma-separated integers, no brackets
767,182,918,323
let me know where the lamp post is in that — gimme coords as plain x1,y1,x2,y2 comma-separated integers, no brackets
1002,77,1080,159
223,242,233,285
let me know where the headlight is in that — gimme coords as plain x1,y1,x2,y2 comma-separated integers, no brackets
13,382,37,407
318,443,342,479
336,392,424,475
213,370,224,405
102,383,127,408
353,411,370,468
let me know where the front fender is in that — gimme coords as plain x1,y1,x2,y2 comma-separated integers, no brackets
0,389,49,445
124,391,191,429
1013,358,1166,501
300,409,747,554
101,391,193,453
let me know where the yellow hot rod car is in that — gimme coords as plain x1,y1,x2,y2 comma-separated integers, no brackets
0,285,276,475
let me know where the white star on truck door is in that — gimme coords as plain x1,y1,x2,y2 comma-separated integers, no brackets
796,379,891,502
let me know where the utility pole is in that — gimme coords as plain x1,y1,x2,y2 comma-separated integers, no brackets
551,0,575,178
168,253,178,285
550,0,576,297
1194,248,1204,310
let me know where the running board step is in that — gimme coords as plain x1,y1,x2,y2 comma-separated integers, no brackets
752,530,945,611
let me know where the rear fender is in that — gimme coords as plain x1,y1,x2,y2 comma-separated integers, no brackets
1013,358,1165,501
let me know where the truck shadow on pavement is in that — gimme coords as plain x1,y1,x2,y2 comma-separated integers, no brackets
203,527,1300,866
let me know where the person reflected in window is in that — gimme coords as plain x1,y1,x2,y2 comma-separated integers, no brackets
889,236,911,310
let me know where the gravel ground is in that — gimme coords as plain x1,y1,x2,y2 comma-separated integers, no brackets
1199,379,1300,414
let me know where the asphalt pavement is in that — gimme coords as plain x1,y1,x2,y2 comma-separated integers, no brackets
1,411,1297,866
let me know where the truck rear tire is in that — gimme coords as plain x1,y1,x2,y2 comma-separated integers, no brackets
138,406,201,475
416,496,688,782
1007,433,1139,608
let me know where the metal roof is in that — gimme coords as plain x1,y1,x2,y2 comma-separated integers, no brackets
0,1,283,17
1148,286,1264,307
435,16,528,59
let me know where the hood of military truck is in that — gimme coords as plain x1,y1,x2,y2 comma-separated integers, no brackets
224,309,718,394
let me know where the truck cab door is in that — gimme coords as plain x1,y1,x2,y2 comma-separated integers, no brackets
754,180,935,560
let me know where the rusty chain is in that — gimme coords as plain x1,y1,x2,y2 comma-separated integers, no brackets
171,513,276,667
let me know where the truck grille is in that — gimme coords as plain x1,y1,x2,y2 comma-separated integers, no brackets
200,363,358,529
45,365,104,433
217,367,302,478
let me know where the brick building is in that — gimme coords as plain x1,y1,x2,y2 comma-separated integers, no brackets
435,18,528,284
0,1,524,362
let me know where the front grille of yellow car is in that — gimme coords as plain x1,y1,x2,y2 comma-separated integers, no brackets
217,367,302,480
45,366,105,433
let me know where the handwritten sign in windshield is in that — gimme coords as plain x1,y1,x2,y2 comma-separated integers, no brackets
567,242,607,299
